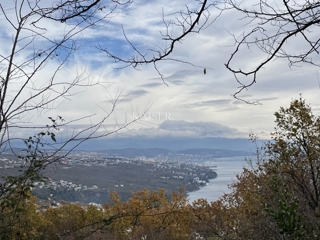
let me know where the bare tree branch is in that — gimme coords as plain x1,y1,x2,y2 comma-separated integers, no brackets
99,0,218,82
221,0,320,101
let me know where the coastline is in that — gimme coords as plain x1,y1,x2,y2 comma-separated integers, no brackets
187,156,247,203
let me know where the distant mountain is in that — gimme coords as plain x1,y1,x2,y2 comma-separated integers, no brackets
98,147,248,158
74,137,264,152
8,136,267,153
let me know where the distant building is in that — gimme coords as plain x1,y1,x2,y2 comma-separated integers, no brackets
193,177,199,183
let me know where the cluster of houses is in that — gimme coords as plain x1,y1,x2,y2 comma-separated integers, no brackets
33,179,99,191
0,157,21,169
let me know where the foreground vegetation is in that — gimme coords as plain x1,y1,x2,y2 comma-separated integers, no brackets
1,97,320,239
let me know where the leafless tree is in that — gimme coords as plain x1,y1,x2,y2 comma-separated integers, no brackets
221,0,320,101
0,1,144,231
0,0,136,148
96,1,320,102
100,0,218,83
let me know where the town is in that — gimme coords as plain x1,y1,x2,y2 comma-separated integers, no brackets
0,150,219,204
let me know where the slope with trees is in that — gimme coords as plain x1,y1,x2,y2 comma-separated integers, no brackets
211,97,320,239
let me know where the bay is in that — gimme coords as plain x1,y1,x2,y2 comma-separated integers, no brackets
188,156,247,203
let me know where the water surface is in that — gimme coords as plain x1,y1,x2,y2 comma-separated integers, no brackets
188,156,247,202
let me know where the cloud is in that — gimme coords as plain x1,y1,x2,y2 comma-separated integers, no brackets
166,79,185,85
177,99,242,112
140,82,164,88
147,69,200,86
159,120,241,137
3,0,320,145
188,99,232,107
128,89,149,97
118,120,245,139
165,70,198,80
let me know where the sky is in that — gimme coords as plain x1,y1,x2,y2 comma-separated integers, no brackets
2,0,320,145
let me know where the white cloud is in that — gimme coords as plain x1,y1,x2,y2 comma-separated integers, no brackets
2,0,320,144
113,120,245,138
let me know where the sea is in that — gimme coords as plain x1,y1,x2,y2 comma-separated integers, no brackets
188,156,248,203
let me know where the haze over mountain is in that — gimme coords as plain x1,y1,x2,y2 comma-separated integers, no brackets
74,136,263,152
9,120,268,154
71,120,268,152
